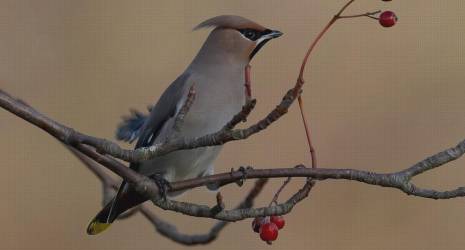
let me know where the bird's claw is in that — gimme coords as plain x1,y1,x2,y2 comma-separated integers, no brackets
149,173,171,200
233,166,253,187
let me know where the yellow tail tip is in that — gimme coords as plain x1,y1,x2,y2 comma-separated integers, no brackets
87,220,111,235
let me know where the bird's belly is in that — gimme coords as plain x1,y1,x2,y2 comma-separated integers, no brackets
136,96,241,183
181,90,246,136
138,146,222,182
139,72,245,183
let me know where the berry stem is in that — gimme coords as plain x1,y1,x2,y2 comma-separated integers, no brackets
297,0,361,166
298,96,316,168
269,177,292,206
270,0,365,211
336,0,356,17
338,10,381,19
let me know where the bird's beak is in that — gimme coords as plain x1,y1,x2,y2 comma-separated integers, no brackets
249,29,283,60
263,30,283,39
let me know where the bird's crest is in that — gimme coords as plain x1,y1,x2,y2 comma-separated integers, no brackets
193,15,266,31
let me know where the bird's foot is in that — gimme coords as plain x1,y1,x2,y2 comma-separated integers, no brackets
232,166,253,187
149,173,172,200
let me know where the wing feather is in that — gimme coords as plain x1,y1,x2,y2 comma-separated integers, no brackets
105,73,192,223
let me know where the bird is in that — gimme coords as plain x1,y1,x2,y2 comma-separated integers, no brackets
87,15,283,235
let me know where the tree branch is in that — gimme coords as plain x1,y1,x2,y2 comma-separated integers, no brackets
0,86,278,164
171,138,465,200
2,88,465,222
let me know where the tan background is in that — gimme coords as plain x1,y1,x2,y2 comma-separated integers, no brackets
1,0,465,249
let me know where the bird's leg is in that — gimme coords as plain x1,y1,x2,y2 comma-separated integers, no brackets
149,173,172,200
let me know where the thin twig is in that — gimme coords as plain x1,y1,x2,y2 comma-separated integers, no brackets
295,0,365,168
298,97,317,168
338,10,381,19
269,177,292,206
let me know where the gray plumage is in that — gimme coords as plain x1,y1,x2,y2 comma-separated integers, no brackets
87,15,283,235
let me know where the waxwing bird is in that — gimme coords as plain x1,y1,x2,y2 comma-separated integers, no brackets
87,15,283,235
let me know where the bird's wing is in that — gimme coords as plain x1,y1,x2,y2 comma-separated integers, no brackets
134,72,191,151
102,73,192,224
114,73,190,145
115,108,149,143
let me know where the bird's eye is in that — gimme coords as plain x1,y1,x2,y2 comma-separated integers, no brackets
245,30,257,40
239,29,259,41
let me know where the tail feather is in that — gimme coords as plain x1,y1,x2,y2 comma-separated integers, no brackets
87,183,148,235
86,199,116,235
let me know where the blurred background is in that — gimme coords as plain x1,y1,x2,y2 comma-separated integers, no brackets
1,0,465,249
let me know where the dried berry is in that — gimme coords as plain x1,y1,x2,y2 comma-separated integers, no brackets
252,217,264,233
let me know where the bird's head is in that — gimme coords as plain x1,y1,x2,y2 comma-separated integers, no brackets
194,15,283,63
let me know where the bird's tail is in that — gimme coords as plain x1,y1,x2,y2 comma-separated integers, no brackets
87,182,147,235
86,198,117,235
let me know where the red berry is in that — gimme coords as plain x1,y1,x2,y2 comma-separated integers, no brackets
259,223,279,242
270,215,285,229
252,217,264,233
379,11,398,28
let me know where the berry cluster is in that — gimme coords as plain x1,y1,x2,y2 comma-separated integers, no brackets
252,216,285,244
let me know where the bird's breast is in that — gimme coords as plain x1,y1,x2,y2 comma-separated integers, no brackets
180,69,246,136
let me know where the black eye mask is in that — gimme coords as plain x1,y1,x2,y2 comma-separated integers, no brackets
236,29,280,59
237,29,273,41
238,29,272,59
